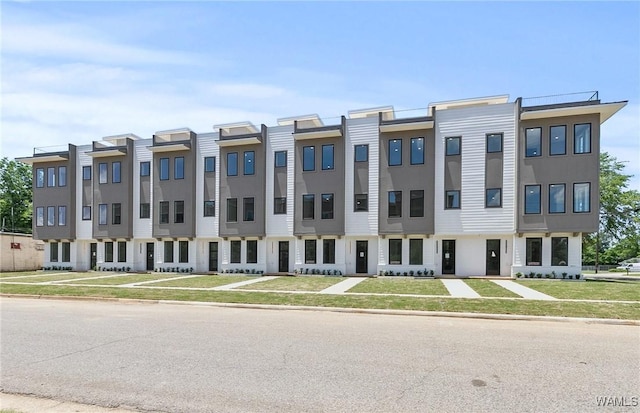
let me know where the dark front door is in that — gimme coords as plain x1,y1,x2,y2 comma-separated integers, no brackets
146,243,154,271
278,241,289,273
90,243,97,270
209,242,218,272
486,239,501,276
356,241,368,274
442,240,456,275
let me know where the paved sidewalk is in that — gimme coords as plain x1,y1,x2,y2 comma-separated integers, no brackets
319,277,366,294
212,275,279,290
441,279,481,298
0,392,152,413
491,280,557,300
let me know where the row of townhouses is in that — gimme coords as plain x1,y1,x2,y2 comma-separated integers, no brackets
18,92,627,276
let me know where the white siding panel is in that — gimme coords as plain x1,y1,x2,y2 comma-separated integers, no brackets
133,140,153,239
196,132,219,237
76,145,93,240
266,125,294,236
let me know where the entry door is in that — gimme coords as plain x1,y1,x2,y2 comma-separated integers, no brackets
442,240,456,275
146,243,154,271
486,239,501,276
209,242,219,272
278,241,289,273
356,241,368,274
90,243,97,269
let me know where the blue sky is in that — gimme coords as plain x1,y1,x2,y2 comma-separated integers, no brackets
2,1,639,188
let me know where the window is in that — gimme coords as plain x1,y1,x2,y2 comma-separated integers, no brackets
140,161,150,176
140,203,150,219
321,194,334,219
274,151,287,168
105,242,114,263
112,203,121,225
410,239,423,265
388,191,402,218
179,241,188,263
58,206,66,226
164,241,173,263
524,185,541,214
305,240,316,264
303,146,315,171
302,194,314,219
159,201,169,224
246,240,257,264
525,128,541,157
389,239,402,265
174,157,184,180
526,238,542,266
243,197,254,221
230,241,241,263
322,144,334,170
274,197,286,214
204,157,215,173
243,151,255,175
99,204,108,225
323,239,335,264
574,123,591,154
549,184,565,213
410,190,424,217
227,152,238,176
355,144,368,162
160,158,169,180
47,206,55,226
36,168,45,188
99,163,108,183
552,237,568,266
389,139,402,166
445,190,460,209
36,207,44,226
204,201,215,217
117,241,126,262
549,126,566,156
61,242,70,263
174,201,184,223
487,133,503,153
82,166,91,181
411,137,424,165
485,188,502,208
112,162,121,183
573,183,591,213
354,194,368,212
227,198,237,222
58,166,67,187
446,137,461,156
82,206,91,220
50,242,59,262
47,167,56,187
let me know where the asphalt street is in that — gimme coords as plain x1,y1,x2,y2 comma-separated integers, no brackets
1,297,638,413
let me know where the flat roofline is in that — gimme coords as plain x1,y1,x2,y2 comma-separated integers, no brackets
348,106,395,120
520,101,628,124
278,114,324,127
101,133,141,143
153,127,193,136
429,94,509,111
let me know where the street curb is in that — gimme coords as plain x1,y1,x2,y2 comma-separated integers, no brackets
2,293,638,326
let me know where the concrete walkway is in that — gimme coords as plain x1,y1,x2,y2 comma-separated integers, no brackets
491,280,557,300
319,277,366,294
441,279,481,298
212,276,279,291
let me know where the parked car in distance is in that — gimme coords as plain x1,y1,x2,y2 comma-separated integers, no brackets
616,263,640,271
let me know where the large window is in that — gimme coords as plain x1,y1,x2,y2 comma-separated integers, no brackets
574,123,591,154
526,238,542,266
58,206,66,226
140,161,150,176
486,133,503,153
246,240,257,264
573,183,590,212
82,206,91,220
99,204,108,225
485,188,502,208
47,167,56,187
164,241,174,263
36,207,44,226
303,146,315,171
354,194,368,212
411,137,424,165
159,158,169,180
355,144,368,162
549,184,565,213
61,242,70,262
305,240,316,264
524,185,541,214
303,194,314,219
99,163,108,183
112,162,121,183
388,191,402,218
36,168,44,188
112,203,121,225
323,239,335,264
274,198,286,214
445,190,460,209
82,165,91,181
159,201,169,224
389,239,402,265
227,152,238,176
174,157,184,180
117,241,126,262
204,157,215,173
58,166,67,187
389,139,402,166
230,241,241,263
525,128,541,157
140,203,150,219
244,151,255,175
322,144,334,170
50,242,59,262
243,197,254,221
227,198,237,222
179,241,188,263
409,239,423,265
204,201,215,217
446,137,461,156
549,126,566,156
552,237,568,266
105,242,113,263
410,190,424,217
47,206,55,226
321,194,334,219
174,201,184,223
274,151,287,168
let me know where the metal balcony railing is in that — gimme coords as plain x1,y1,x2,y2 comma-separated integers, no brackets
521,91,599,108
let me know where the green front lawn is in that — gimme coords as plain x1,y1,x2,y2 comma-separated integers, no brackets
237,276,343,292
0,271,62,278
516,280,640,301
464,279,520,298
146,275,258,288
349,278,450,296
70,273,182,285
0,272,113,284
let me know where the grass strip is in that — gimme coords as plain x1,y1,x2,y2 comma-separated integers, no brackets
349,278,450,295
146,275,258,288
515,280,640,301
237,276,343,292
464,279,520,298
69,274,184,285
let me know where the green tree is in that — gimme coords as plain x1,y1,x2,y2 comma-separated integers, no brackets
0,157,33,233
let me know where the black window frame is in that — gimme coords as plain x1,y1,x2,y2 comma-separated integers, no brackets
227,152,238,176
47,167,56,187
98,204,108,225
549,125,566,156
525,128,541,157
410,137,425,165
354,144,368,162
574,123,591,154
445,190,460,209
179,240,189,263
50,242,59,262
112,203,121,225
140,203,150,219
243,197,255,222
227,198,238,222
302,194,314,220
388,191,402,218
204,200,215,217
230,240,241,263
274,197,287,214
159,201,169,224
82,206,91,221
524,185,541,214
549,183,566,214
389,239,402,265
409,239,423,265
174,200,184,223
140,161,151,177
322,144,334,170
174,157,184,180
305,239,316,264
243,151,255,175
58,166,67,187
526,238,542,266
321,193,334,219
204,157,215,173
104,241,113,263
323,239,335,264
409,190,424,217
486,133,503,153
303,146,315,171
246,240,258,264
485,188,502,208
82,166,91,181
112,161,121,183
388,139,402,166
274,151,287,168
159,158,169,181
117,241,126,263
551,237,568,266
573,182,591,213
164,241,174,263
354,194,368,212
445,137,461,156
